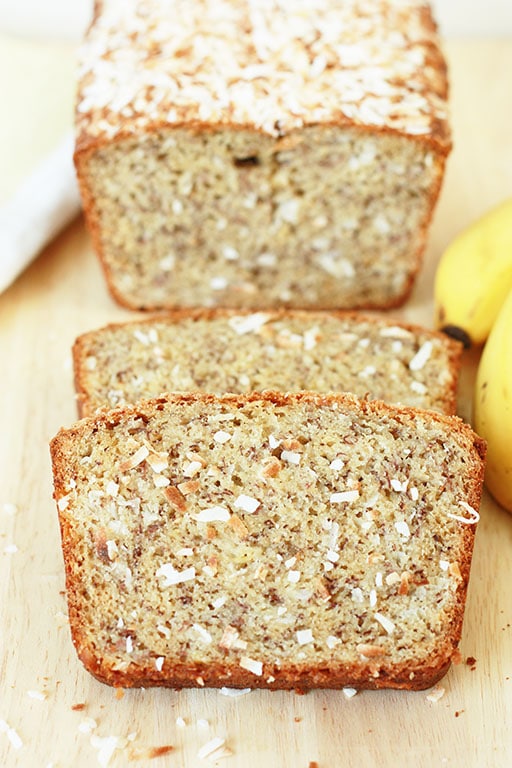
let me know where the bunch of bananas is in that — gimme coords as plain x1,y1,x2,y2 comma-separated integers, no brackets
434,198,512,513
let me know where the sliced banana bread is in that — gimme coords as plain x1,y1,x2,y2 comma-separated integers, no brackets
50,391,485,691
73,310,462,416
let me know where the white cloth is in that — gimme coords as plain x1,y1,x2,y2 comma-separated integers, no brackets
0,132,81,294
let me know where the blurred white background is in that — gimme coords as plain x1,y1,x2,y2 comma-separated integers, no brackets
0,0,511,41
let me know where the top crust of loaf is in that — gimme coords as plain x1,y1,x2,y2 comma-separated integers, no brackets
76,0,451,153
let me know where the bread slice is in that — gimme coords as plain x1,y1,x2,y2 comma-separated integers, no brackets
50,391,485,691
73,310,462,417
74,0,450,311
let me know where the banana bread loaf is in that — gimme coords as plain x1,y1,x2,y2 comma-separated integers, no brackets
75,0,451,311
73,310,462,417
50,391,485,691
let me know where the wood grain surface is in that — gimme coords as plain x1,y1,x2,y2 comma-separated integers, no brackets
0,39,511,768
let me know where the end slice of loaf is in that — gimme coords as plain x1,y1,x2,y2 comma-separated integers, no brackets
74,0,450,311
73,309,462,417
50,391,485,691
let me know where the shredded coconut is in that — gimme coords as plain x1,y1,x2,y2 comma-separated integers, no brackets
409,341,433,371
330,489,359,503
234,494,260,513
239,657,263,676
195,506,231,522
156,563,196,586
447,501,480,525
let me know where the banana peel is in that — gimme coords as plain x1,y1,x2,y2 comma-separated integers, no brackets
474,287,512,512
434,198,512,347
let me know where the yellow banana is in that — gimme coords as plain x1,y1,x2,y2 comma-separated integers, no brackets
473,287,512,512
434,198,512,347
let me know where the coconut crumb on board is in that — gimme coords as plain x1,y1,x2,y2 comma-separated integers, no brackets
426,685,446,703
0,719,23,750
197,735,232,760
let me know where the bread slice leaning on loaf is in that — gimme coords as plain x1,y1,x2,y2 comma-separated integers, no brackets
50,391,485,692
73,309,462,417
74,0,450,311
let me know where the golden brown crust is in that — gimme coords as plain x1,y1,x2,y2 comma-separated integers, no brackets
75,2,451,151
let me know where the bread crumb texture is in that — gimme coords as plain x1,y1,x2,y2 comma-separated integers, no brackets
74,311,462,417
75,0,450,310
51,392,485,691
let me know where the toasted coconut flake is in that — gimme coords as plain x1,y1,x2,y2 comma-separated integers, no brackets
447,502,480,525
281,450,301,465
146,451,168,472
0,719,23,750
27,689,47,701
261,457,282,477
195,506,230,523
193,624,213,645
214,430,232,444
219,625,247,650
426,684,446,703
395,520,411,539
239,656,263,676
219,687,252,697
409,340,433,371
78,717,98,734
90,734,119,767
177,479,200,495
385,571,401,586
197,736,226,760
156,563,196,587
356,643,387,658
57,495,70,511
399,571,410,595
330,489,359,503
183,460,203,477
227,514,249,538
234,494,260,513
296,629,314,645
390,478,408,492
374,612,395,634
228,313,270,335
268,434,281,449
1,503,18,515
120,445,149,471
165,485,188,511
105,481,119,497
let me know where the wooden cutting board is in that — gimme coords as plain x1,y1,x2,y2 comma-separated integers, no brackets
1,37,511,768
